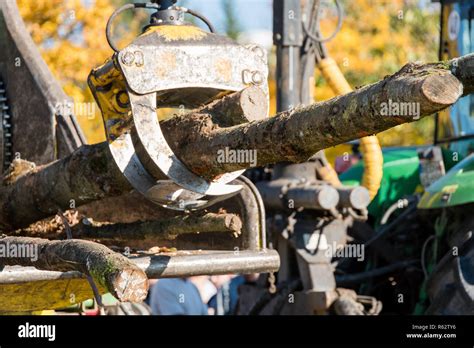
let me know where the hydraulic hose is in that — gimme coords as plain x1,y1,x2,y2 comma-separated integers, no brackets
317,57,384,200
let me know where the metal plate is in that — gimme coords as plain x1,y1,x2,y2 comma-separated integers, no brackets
118,44,269,97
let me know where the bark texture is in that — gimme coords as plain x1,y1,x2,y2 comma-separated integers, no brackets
168,60,465,177
0,236,148,302
74,212,242,241
13,212,242,242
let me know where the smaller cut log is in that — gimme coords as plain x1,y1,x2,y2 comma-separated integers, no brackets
12,212,242,241
73,212,242,242
197,86,268,126
0,236,148,302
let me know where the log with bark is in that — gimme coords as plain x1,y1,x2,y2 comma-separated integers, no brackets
13,212,242,247
0,236,148,302
0,54,473,230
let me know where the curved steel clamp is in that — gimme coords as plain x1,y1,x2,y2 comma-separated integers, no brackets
106,91,245,211
90,24,269,211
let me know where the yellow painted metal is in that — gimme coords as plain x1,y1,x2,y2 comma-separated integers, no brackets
142,25,208,41
88,59,131,140
0,278,106,313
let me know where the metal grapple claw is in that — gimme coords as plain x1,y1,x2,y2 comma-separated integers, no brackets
88,4,269,211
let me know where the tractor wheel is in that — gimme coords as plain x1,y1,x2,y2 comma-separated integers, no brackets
425,211,474,314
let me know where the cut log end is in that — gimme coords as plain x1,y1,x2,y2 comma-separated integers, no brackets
0,237,150,303
421,72,463,106
112,267,149,302
239,86,268,123
225,214,243,232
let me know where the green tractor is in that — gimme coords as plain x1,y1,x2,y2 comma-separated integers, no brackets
339,0,474,314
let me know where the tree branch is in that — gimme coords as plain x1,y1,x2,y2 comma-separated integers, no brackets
13,212,242,246
0,236,148,302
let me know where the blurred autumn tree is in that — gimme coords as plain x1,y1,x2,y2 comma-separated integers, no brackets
19,0,439,152
17,0,147,144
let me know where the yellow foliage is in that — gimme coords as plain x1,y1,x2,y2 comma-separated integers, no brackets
18,0,136,144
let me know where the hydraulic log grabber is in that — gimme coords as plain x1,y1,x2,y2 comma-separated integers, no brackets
89,0,270,211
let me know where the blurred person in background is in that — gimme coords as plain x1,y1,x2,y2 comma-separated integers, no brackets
149,277,208,315
208,274,259,315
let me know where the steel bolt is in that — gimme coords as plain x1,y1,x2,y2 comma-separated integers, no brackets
252,71,264,85
247,45,266,59
242,69,252,84
122,51,135,66
134,51,144,67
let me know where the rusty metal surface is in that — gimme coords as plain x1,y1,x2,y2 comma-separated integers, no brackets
0,1,85,165
136,249,280,278
118,31,269,102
